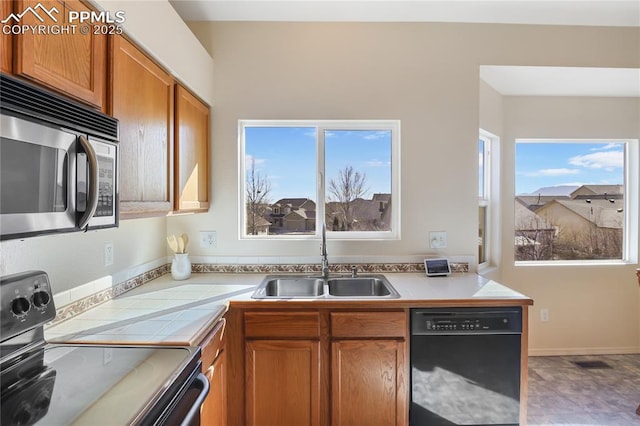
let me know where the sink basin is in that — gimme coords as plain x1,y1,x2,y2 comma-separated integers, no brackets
328,276,400,298
252,276,325,298
251,274,400,299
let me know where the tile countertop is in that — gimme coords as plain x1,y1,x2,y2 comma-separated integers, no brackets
45,274,258,346
45,272,532,347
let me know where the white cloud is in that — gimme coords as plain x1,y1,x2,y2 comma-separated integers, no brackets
525,168,580,177
363,131,389,140
590,143,623,151
245,155,266,166
364,159,390,167
569,150,623,169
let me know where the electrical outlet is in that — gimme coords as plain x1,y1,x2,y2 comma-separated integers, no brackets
200,231,217,248
429,231,447,249
104,242,114,266
541,308,549,322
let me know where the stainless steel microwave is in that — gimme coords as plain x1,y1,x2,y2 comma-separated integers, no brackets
0,74,119,240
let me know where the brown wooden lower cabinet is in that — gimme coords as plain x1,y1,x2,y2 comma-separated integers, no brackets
332,340,406,426
227,308,408,426
246,340,321,426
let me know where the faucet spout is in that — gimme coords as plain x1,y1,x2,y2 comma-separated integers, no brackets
321,224,329,278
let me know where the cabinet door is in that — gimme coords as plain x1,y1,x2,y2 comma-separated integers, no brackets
245,340,321,426
110,35,174,218
1,0,11,73
332,340,407,426
14,0,106,108
174,85,210,213
202,350,227,426
200,319,225,425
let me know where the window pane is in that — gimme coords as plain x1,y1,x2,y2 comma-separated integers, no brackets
324,130,392,232
515,141,625,261
479,205,487,264
244,127,316,236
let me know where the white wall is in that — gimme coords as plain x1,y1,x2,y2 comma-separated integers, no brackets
0,218,166,294
500,95,640,355
170,21,640,353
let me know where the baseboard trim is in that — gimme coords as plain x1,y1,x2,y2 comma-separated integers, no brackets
529,346,640,356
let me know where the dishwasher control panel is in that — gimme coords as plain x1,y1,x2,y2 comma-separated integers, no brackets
411,307,522,334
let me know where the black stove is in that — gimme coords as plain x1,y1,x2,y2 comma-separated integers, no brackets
1,271,209,426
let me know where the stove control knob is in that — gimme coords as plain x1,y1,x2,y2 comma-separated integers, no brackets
32,291,51,308
11,296,31,316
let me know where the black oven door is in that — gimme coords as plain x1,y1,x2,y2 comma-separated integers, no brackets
150,366,210,426
0,113,78,240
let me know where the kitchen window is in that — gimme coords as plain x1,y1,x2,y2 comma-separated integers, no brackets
478,134,489,265
239,120,400,239
478,130,499,269
514,139,639,263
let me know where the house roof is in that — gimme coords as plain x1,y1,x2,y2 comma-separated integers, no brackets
252,217,271,227
326,198,387,221
284,209,315,220
274,198,316,209
516,195,569,211
542,199,624,229
515,198,554,230
570,184,624,198
372,193,391,203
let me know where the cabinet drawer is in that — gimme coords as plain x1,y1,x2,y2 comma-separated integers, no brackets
331,311,406,338
200,319,226,368
245,312,320,338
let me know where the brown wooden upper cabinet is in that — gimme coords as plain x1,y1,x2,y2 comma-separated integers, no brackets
109,35,175,218
13,0,107,109
1,1,12,73
175,85,210,213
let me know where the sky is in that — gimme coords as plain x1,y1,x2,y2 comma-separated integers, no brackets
515,141,625,195
245,127,392,203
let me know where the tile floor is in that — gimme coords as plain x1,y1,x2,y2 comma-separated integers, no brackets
527,354,640,425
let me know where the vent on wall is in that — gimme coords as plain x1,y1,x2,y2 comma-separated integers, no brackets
0,73,118,139
573,360,612,369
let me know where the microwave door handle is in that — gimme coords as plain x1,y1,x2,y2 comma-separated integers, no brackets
78,135,99,230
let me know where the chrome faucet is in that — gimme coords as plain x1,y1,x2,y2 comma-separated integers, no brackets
321,224,329,278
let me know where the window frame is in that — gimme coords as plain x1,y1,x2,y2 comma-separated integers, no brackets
513,138,639,266
238,119,401,241
478,129,500,270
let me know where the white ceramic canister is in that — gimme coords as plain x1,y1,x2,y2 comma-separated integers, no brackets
171,253,191,280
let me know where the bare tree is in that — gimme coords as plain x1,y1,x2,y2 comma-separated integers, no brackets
246,158,271,235
515,214,556,261
327,166,369,231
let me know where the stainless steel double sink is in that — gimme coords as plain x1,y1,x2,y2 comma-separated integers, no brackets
251,274,400,299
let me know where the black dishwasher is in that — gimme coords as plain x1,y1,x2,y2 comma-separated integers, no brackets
410,307,522,425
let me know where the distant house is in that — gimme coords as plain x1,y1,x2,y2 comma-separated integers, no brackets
246,203,272,235
534,198,623,259
570,184,623,200
514,184,624,260
326,193,391,231
514,198,556,260
269,198,316,233
250,216,272,235
516,195,569,212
